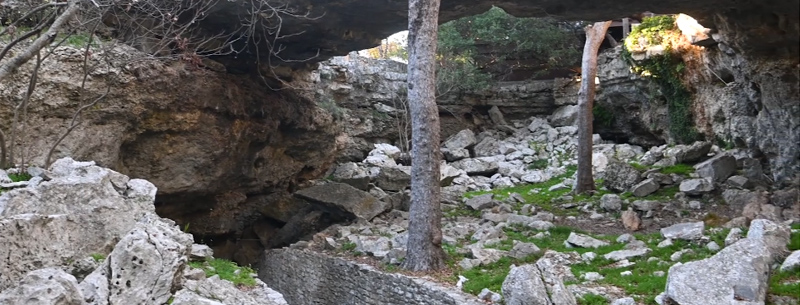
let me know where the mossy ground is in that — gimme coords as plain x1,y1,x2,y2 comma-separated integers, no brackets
188,258,257,287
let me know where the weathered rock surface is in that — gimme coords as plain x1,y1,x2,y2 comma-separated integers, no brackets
294,182,389,221
172,276,287,305
661,222,705,240
0,158,156,290
501,264,550,305
664,220,790,305
603,161,641,192
0,268,84,305
694,154,737,183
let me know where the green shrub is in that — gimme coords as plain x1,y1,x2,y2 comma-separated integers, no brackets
8,172,32,182
188,258,256,287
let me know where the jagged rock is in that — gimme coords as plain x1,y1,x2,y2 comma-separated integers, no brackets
474,137,500,157
501,264,550,305
0,158,156,290
173,277,287,305
694,153,737,183
527,117,550,134
631,178,660,197
488,106,510,126
603,248,651,261
509,241,541,259
621,208,642,231
80,215,194,305
375,167,410,192
600,194,623,212
443,129,477,151
369,143,402,160
451,158,499,176
725,175,751,189
661,222,705,240
707,241,721,252
674,141,712,163
780,250,800,272
724,228,743,246
352,236,391,257
664,220,790,305
507,214,554,230
331,162,371,190
477,288,503,303
464,194,495,210
482,212,510,224
612,297,636,305
566,232,610,249
294,182,389,221
603,161,641,192
0,268,84,305
521,171,547,183
679,178,715,196
534,251,579,305
470,248,506,266
442,148,470,162
582,272,604,281
632,200,660,212
647,172,673,185
771,188,799,208
471,223,506,241
549,105,578,127
190,244,214,261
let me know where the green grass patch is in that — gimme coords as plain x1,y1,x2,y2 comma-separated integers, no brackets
659,163,694,175
789,225,800,251
577,293,608,305
528,159,549,170
462,165,578,214
188,258,256,287
629,162,650,171
8,172,32,182
90,253,106,262
341,241,357,251
768,270,800,299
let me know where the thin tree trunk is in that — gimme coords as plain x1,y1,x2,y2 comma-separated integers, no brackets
402,0,446,272
0,0,80,82
574,21,611,194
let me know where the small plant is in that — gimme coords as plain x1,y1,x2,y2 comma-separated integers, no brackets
90,253,106,262
592,104,615,128
659,163,694,175
628,162,650,171
577,293,607,305
341,241,357,252
527,159,548,170
188,258,256,287
8,172,32,182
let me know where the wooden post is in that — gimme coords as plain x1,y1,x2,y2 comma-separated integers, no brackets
622,18,630,39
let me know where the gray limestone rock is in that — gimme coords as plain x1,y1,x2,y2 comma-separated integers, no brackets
0,268,85,305
694,153,737,183
443,129,477,151
566,232,610,249
331,162,371,190
549,105,579,127
173,277,287,305
464,194,495,210
451,158,499,176
294,182,389,221
190,244,214,261
80,215,194,305
507,214,554,230
664,220,790,305
509,241,541,259
660,222,705,240
501,264,550,305
600,194,622,212
0,158,156,290
780,250,800,272
603,161,642,192
679,178,715,196
375,167,411,192
603,248,651,261
631,178,660,197
674,141,712,163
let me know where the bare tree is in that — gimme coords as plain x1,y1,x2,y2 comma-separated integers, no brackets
574,21,611,194
402,0,446,272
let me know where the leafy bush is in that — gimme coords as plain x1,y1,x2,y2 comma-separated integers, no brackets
622,15,700,144
436,6,582,92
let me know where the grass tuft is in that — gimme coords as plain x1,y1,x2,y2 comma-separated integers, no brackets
188,258,256,287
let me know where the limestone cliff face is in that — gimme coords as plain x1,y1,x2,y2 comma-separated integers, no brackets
0,45,343,262
594,11,799,187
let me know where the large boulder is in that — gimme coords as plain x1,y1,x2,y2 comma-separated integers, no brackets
375,167,411,191
0,268,85,305
674,141,712,163
694,153,737,183
660,222,705,240
679,178,715,195
443,129,477,151
331,162,371,190
451,158,499,176
501,264,550,305
172,277,288,305
294,182,389,220
602,161,642,192
664,219,790,305
79,215,194,305
0,158,156,290
549,105,578,127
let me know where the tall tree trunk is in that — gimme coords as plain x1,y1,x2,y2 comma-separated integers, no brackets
574,21,611,194
402,0,446,272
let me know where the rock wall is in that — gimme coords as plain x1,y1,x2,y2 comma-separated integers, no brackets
0,45,344,264
594,11,799,187
258,249,483,305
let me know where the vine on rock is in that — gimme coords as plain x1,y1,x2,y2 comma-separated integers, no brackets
621,15,699,144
